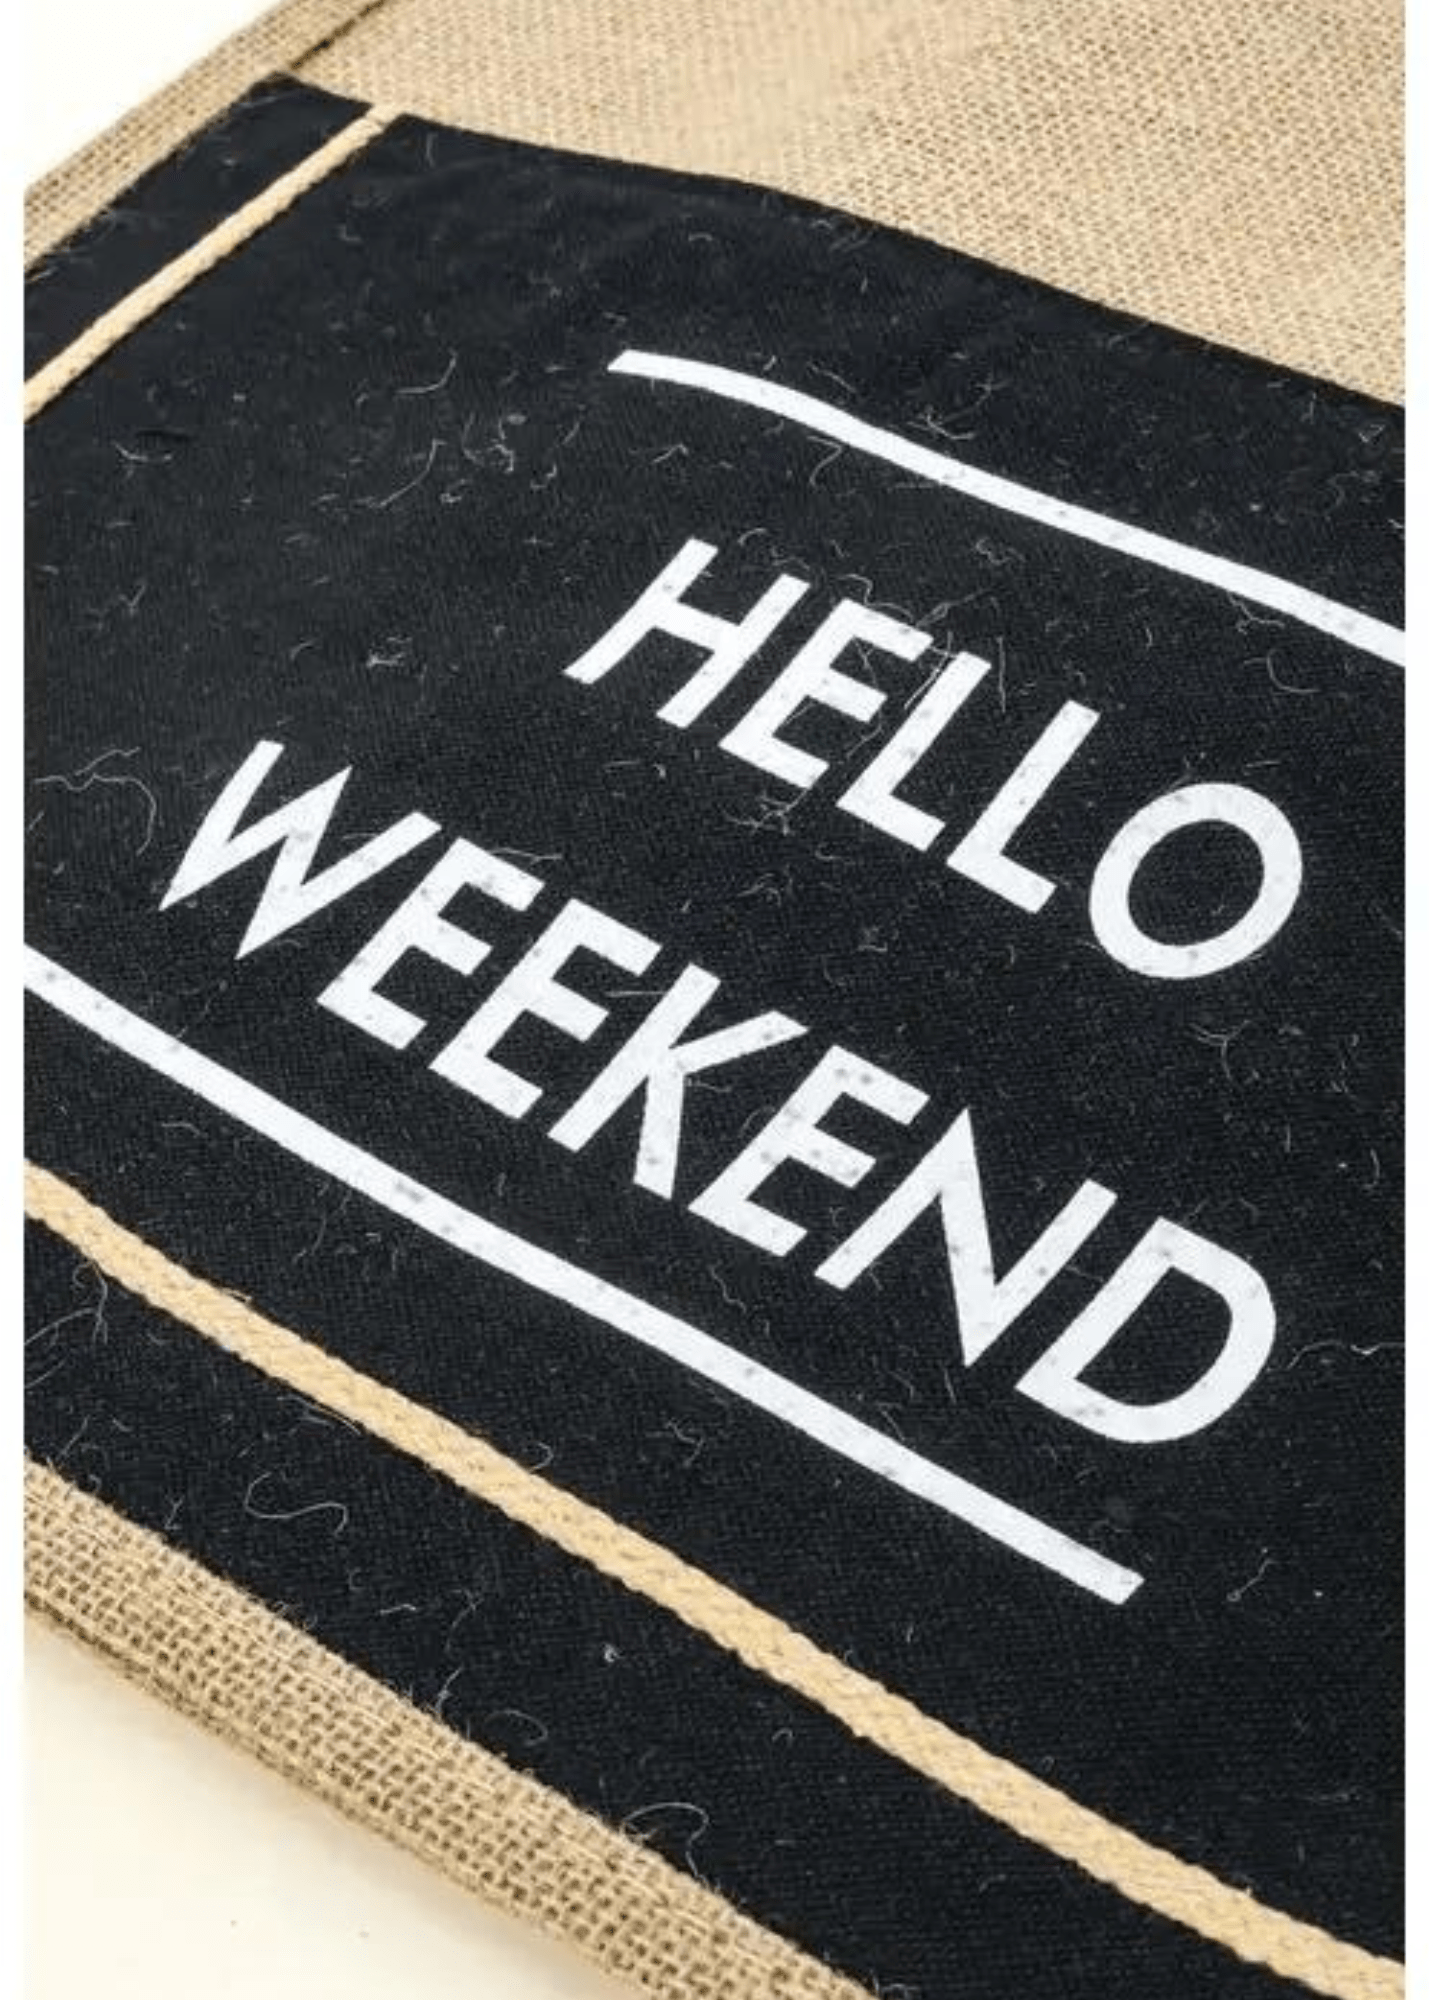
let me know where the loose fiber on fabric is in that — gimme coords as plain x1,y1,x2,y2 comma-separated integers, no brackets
27,1462,864,2000
23,0,378,263
23,10,1402,1997
25,105,393,419
23,1167,1405,2000
299,0,1403,401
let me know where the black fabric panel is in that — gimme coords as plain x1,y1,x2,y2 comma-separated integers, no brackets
25,78,363,374
26,96,1402,1982
27,1217,1323,2000
25,997,1403,1956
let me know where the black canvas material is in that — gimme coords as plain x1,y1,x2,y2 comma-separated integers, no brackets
24,78,360,374
25,82,1403,1994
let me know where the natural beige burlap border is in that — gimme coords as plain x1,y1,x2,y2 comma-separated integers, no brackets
27,0,1401,398
24,11,1402,1991
299,0,1404,404
23,0,384,263
26,1460,865,2000
294,0,1400,402
23,1164,1406,2000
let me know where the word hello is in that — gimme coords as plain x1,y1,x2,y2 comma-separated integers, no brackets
161,740,1278,1446
565,538,1305,981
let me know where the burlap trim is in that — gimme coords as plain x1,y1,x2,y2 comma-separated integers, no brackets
24,48,1402,1985
25,0,1402,400
297,0,1404,403
25,1461,865,2000
24,106,394,420
23,0,382,265
24,1165,1405,2000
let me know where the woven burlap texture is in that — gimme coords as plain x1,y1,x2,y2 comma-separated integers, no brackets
26,1462,864,2000
24,4,1402,1991
22,1165,1405,2000
300,0,1402,402
23,0,382,263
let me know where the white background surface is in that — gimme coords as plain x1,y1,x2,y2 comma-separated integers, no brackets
25,0,270,180
19,4,1422,1996
20,6,1424,1996
24,8,622,1995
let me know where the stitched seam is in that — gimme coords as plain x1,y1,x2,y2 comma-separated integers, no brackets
24,1163,1405,2000
24,0,393,265
24,104,393,418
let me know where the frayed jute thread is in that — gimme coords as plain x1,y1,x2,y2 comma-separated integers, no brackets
24,104,395,421
26,1461,865,2000
24,1165,1406,2000
25,35,1401,1985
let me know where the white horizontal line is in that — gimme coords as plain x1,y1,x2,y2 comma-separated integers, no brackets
25,946,1141,1604
611,349,1404,668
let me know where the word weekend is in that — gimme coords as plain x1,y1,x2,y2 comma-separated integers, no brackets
162,738,1278,1449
